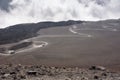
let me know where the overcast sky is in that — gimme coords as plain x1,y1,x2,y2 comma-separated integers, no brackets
0,0,120,28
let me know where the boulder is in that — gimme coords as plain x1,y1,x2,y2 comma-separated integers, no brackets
89,66,106,71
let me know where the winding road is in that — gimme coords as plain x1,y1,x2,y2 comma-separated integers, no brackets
69,25,119,38
69,26,92,37
16,41,48,53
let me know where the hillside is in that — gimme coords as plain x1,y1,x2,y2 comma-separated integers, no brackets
0,19,120,71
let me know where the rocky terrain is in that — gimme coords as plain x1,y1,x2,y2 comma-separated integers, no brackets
0,64,120,80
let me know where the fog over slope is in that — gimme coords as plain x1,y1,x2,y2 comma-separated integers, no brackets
0,0,120,28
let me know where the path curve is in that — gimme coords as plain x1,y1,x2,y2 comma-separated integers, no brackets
69,26,92,37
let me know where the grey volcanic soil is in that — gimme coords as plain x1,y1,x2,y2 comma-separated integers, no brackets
0,19,120,71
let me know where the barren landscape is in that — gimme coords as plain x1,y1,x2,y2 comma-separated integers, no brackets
0,0,120,79
0,19,120,72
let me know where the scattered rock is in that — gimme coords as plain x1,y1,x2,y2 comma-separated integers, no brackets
102,72,107,76
89,66,106,71
0,64,119,80
94,75,99,79
27,71,38,76
10,71,16,75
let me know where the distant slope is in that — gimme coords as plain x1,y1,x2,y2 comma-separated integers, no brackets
0,20,82,44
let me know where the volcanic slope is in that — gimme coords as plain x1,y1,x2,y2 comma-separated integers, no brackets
0,19,120,70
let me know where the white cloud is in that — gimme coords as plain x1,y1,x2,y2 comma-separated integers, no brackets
0,0,120,28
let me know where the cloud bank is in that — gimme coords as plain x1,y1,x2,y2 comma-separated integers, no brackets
0,0,120,28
